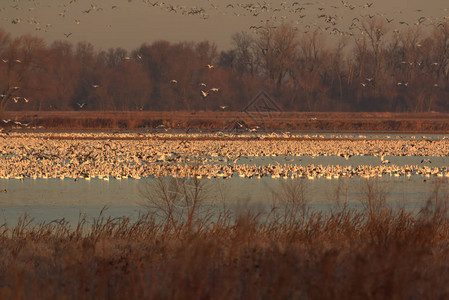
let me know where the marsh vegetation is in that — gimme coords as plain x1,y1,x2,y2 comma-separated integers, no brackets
0,179,448,299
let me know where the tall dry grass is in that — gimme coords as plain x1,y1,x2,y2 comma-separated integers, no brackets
0,179,449,299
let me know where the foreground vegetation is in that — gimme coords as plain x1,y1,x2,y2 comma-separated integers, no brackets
0,179,449,299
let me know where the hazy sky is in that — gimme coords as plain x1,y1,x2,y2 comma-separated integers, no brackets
1,0,449,52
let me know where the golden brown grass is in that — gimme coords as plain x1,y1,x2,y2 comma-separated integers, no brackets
4,111,449,132
1,179,449,299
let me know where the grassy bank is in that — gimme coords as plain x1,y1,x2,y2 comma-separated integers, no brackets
3,111,449,132
1,179,449,299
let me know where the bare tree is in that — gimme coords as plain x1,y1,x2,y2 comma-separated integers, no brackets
46,41,80,110
141,177,211,233
295,30,328,111
358,16,388,97
0,34,46,116
430,21,449,82
232,32,258,76
256,23,299,93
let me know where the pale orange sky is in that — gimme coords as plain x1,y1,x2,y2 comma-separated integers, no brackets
1,0,448,52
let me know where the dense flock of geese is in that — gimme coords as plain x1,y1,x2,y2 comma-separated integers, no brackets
0,132,448,181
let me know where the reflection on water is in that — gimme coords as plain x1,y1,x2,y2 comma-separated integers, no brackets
0,175,447,225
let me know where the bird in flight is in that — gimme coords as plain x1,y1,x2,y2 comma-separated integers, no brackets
77,102,86,108
14,121,30,127
201,90,208,97
219,105,228,110
64,32,72,37
206,64,214,69
92,84,100,88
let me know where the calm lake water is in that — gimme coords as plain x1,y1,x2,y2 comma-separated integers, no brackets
0,174,446,225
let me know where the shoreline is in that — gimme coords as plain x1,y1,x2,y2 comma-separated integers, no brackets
3,111,449,133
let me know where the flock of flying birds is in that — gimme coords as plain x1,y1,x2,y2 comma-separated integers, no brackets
0,59,225,111
0,58,32,109
2,0,449,41
2,0,449,111
169,63,226,109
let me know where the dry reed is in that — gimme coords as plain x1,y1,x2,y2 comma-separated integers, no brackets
0,180,448,299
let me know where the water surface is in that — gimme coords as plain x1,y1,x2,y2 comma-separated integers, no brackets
0,175,446,225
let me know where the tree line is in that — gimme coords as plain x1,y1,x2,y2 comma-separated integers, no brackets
1,17,449,113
